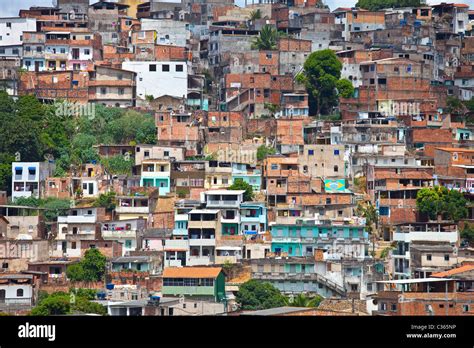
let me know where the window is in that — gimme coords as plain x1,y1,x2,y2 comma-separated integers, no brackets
118,88,125,95
427,254,432,261
176,64,183,72
6,22,11,28
17,289,23,297
391,304,397,311
1,262,8,269
334,149,339,155
334,165,339,172
444,254,450,261
463,305,469,312
162,64,170,72
164,151,170,157
308,149,314,155
149,64,157,72
71,242,77,249
101,87,107,95
84,49,90,55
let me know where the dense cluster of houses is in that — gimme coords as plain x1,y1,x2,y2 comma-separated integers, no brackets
0,0,473,316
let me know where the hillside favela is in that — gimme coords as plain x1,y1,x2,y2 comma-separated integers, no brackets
0,0,473,318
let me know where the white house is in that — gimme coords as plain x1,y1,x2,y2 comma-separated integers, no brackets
0,17,36,57
0,274,34,311
122,61,187,100
11,162,55,200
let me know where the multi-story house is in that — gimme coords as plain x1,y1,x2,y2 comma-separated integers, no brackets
88,65,136,107
140,159,171,196
270,217,370,259
0,17,36,58
54,207,107,258
11,162,55,200
101,218,146,256
240,202,267,236
22,31,46,72
391,222,460,279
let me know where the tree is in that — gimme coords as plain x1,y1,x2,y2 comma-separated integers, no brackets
257,145,276,161
297,49,351,116
461,224,474,246
251,25,279,50
101,155,133,175
81,248,107,282
248,9,262,21
416,186,468,221
30,290,106,316
93,191,117,212
236,280,287,310
356,0,422,11
30,293,71,316
446,96,466,115
66,263,85,282
288,293,322,307
228,178,254,201
356,201,379,256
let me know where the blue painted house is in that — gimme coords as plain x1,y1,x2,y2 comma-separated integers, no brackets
270,219,370,259
231,163,262,191
140,159,171,196
240,202,267,236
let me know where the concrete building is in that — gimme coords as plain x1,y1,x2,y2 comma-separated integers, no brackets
11,162,55,200
122,60,188,100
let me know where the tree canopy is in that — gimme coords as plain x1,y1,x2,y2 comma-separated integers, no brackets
251,25,279,50
297,49,353,115
30,290,106,316
0,93,157,193
236,280,287,310
356,0,422,11
228,179,254,202
416,186,468,221
66,249,107,282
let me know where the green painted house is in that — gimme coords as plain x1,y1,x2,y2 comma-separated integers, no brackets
162,267,225,302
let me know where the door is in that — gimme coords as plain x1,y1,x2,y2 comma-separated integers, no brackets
0,289,5,303
34,61,40,72
88,183,93,195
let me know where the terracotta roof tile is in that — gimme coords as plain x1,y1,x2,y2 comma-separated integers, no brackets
162,267,222,279
431,264,474,278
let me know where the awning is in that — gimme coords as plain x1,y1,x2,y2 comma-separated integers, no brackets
28,167,36,171
244,231,257,235
15,167,22,171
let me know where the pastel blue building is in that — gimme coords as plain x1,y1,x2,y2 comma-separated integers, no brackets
231,163,262,191
270,219,369,259
140,160,171,196
240,202,267,236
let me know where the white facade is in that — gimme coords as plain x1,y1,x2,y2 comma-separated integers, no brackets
140,19,189,46
122,61,187,99
0,18,36,56
11,162,54,200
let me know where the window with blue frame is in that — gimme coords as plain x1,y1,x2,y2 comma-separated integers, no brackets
308,149,314,155
334,149,340,155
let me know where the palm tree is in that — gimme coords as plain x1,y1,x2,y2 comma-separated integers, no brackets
251,25,278,51
356,201,379,256
248,9,262,21
288,294,322,307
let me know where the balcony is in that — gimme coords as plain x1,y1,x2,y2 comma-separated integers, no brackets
271,237,301,243
102,230,137,239
45,52,69,60
23,51,45,59
188,220,218,229
174,214,188,222
188,255,214,266
189,237,216,247
165,239,189,250
115,206,149,214
207,200,240,208
221,216,240,224
58,215,96,224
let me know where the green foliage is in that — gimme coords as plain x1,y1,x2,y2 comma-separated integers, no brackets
101,155,133,175
336,79,355,98
257,145,276,161
30,289,105,316
251,25,279,50
93,191,116,212
12,197,70,222
356,0,422,11
236,280,287,310
288,293,322,307
356,201,379,235
66,249,106,282
248,9,262,20
380,246,394,259
298,49,346,115
66,263,85,282
446,96,465,115
263,102,280,116
228,178,254,201
416,186,468,221
461,224,474,245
